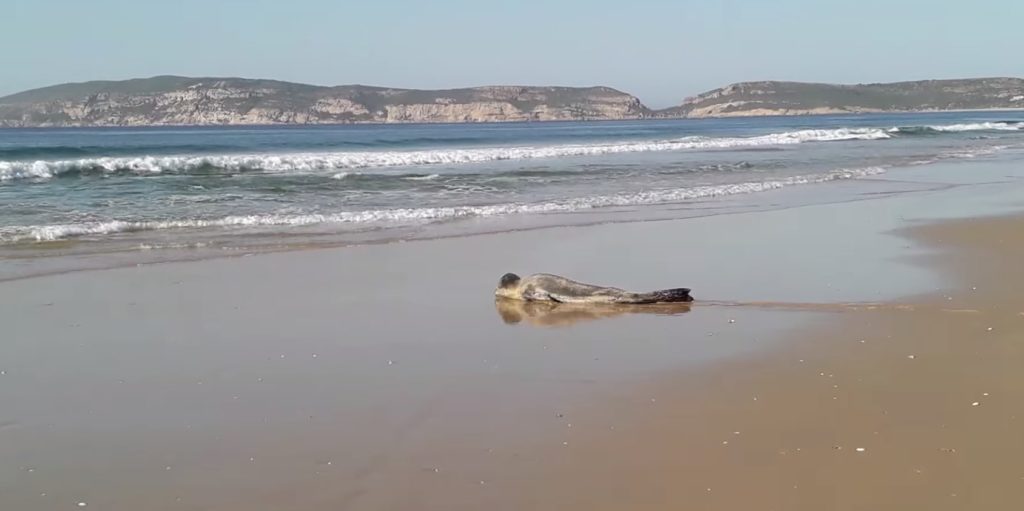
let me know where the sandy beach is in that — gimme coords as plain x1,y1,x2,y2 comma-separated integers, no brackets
3,155,1024,510
519,214,1024,511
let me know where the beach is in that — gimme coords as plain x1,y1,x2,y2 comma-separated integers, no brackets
2,149,1024,509
522,214,1024,511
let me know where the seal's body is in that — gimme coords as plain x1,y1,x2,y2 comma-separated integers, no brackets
495,273,692,304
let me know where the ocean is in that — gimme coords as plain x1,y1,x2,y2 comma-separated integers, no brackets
1,112,1023,278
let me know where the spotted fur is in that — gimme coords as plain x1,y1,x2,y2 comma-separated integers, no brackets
495,273,692,304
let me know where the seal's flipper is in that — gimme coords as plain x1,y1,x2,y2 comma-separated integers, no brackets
631,288,693,303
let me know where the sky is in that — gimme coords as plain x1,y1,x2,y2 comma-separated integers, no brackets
4,0,1023,108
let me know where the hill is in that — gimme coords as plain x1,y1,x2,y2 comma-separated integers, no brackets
659,78,1024,118
0,76,650,127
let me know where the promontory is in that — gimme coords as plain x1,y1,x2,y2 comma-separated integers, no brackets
1,76,1022,127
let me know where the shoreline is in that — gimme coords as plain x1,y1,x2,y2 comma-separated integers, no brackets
0,174,950,283
3,152,1024,509
0,154,993,283
4,110,1022,283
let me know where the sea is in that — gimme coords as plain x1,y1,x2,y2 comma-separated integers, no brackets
1,112,1023,279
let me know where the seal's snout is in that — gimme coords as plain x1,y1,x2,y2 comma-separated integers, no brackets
495,273,523,299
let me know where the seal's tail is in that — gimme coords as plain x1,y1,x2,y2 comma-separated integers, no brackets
631,288,693,303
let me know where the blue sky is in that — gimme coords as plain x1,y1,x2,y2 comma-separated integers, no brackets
4,0,1022,107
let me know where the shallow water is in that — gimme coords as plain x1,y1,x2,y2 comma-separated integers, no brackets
1,113,1023,274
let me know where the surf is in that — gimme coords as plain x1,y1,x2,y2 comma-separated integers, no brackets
0,127,893,182
0,166,886,242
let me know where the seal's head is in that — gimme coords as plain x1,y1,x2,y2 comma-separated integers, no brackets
495,272,522,299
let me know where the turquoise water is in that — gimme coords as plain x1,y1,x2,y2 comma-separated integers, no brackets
0,113,1022,267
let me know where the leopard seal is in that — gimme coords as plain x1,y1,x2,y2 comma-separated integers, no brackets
495,273,693,304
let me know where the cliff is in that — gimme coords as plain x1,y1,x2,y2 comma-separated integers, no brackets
0,76,650,127
660,78,1024,118
4,76,1024,127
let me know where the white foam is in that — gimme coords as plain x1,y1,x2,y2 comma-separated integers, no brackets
907,145,1011,166
138,242,211,250
0,127,890,182
889,122,1023,133
945,145,1009,159
0,161,61,181
403,174,441,181
928,122,1022,132
0,167,885,242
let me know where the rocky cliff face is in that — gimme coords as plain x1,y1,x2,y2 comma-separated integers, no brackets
5,76,1024,127
660,78,1024,118
0,77,650,127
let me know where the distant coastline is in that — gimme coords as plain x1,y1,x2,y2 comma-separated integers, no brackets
1,76,1023,127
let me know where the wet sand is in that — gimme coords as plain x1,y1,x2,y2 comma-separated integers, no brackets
2,158,1024,510
522,214,1024,510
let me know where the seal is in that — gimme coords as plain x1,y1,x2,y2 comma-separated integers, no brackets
495,273,693,304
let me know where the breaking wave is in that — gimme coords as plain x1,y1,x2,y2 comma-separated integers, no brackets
2,121,1018,183
889,121,1023,134
0,127,890,181
0,167,886,242
402,173,441,181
